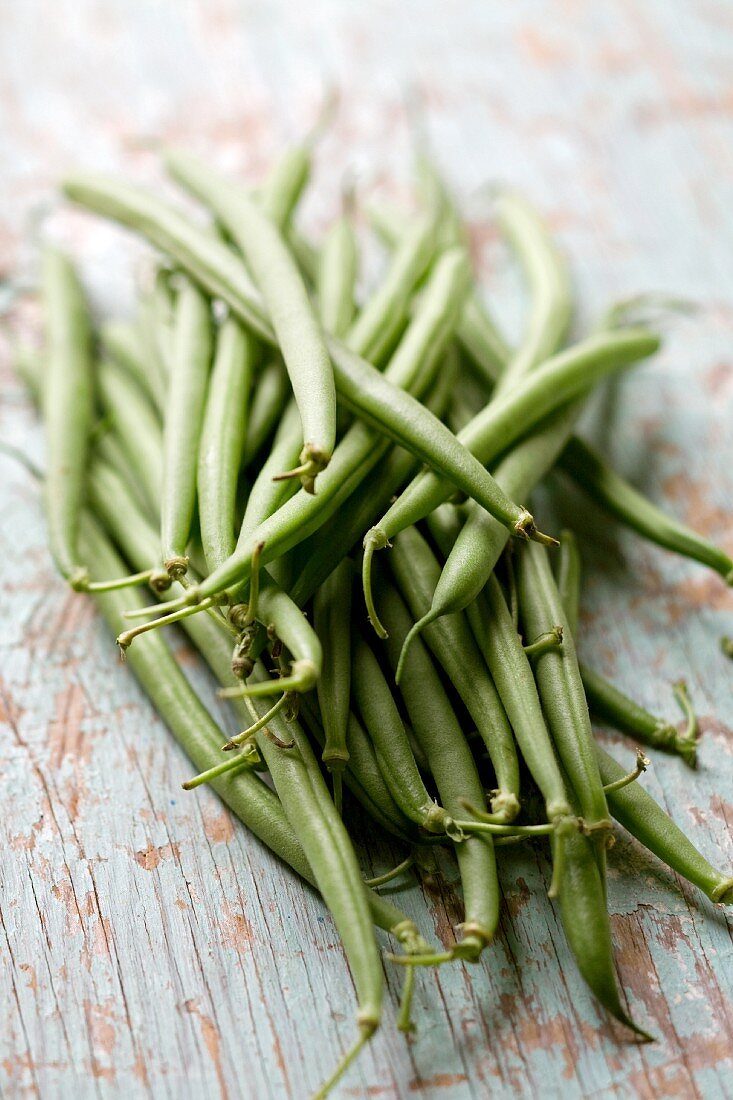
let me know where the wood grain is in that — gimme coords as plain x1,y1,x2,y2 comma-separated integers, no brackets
1,2,732,1097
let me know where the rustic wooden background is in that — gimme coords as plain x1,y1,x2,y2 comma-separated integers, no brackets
1,2,732,1097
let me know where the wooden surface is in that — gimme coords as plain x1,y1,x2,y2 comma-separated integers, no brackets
2,2,733,1097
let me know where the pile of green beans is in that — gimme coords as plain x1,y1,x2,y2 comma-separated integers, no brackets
14,127,733,1097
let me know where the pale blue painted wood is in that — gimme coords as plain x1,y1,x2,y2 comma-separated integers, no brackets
1,2,732,1098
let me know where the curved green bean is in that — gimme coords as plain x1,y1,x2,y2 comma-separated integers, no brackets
165,149,336,492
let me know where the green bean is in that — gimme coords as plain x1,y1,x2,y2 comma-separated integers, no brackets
109,537,430,979
457,294,511,385
129,247,472,619
448,251,717,608
242,359,290,466
228,400,302,611
556,826,651,1038
140,267,177,393
165,149,336,492
299,694,420,843
99,319,165,413
367,199,510,380
41,247,94,590
88,441,157,554
97,358,163,518
352,632,454,835
240,399,302,534
87,448,315,759
388,527,520,822
289,345,460,606
258,92,337,230
197,317,255,572
443,216,721,605
160,278,212,577
246,668,383,1046
259,146,311,229
373,573,500,957
517,542,611,858
64,170,497,633
423,501,466,554
63,172,275,341
557,530,699,764
556,529,581,636
313,559,353,811
363,329,660,635
91,471,230,630
317,190,358,339
596,746,733,904
325,309,551,548
559,435,733,585
133,279,167,404
346,208,438,364
585,670,699,766
492,192,571,396
467,575,576,893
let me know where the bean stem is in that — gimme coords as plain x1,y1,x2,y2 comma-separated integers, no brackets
182,746,260,790
601,750,650,794
363,857,415,889
221,692,292,750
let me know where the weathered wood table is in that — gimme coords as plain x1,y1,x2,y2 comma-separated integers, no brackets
1,2,732,1097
